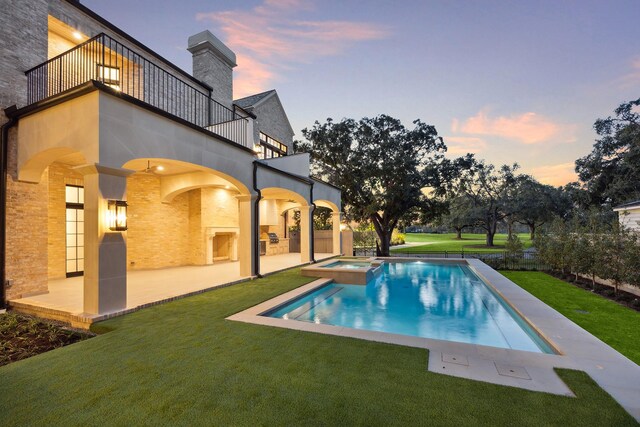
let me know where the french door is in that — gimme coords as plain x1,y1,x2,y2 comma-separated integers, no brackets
65,185,84,277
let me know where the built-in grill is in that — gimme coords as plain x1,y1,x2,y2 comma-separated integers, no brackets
268,233,280,244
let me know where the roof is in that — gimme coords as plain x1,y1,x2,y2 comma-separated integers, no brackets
234,90,276,109
234,89,295,137
613,199,640,211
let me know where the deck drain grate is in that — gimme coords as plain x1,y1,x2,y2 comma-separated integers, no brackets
441,353,469,366
495,363,531,380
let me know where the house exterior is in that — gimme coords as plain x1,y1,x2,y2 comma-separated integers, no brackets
0,0,341,325
613,200,640,232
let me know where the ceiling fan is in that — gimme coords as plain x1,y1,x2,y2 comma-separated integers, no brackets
139,160,164,174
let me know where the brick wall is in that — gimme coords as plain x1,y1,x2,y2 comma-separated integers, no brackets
5,128,49,299
252,94,295,150
126,173,190,270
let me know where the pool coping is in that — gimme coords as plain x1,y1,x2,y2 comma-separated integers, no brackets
228,257,640,421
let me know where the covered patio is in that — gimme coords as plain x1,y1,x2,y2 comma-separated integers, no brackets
9,253,334,328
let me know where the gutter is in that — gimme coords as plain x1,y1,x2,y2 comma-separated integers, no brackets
310,181,316,263
0,107,18,310
252,162,262,278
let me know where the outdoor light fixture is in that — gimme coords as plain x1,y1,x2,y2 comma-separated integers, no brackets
72,31,83,40
107,200,128,231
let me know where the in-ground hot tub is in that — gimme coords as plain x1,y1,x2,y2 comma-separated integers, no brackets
301,258,384,285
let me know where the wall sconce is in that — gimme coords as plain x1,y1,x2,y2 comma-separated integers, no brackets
107,200,128,231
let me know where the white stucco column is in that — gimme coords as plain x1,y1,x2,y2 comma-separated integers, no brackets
299,206,312,263
74,164,134,315
237,195,257,277
332,212,342,255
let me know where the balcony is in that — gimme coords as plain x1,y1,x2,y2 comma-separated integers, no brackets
25,33,249,148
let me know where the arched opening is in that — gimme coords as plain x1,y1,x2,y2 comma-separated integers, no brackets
121,158,252,282
314,200,342,257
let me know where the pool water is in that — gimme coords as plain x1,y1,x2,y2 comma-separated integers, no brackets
321,261,372,269
265,262,554,353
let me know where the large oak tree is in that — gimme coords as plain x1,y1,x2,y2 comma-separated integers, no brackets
296,115,446,256
576,98,640,207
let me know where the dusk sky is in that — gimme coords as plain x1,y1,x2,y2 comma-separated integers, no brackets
84,0,640,186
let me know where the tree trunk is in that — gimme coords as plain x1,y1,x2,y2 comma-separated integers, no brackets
378,231,391,256
486,232,495,247
455,228,462,239
507,221,513,238
591,274,596,290
370,214,392,257
529,224,535,241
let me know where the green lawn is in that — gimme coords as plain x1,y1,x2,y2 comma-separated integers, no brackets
395,232,533,253
503,271,640,366
0,269,636,426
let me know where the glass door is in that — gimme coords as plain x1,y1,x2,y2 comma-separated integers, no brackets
65,185,84,277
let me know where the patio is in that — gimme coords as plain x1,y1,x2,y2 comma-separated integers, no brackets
9,253,334,327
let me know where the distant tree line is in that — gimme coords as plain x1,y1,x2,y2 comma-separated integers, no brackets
295,98,640,256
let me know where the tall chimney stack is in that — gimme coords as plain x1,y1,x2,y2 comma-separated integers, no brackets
187,30,236,109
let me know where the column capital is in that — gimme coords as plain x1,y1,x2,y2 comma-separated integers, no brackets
73,163,136,177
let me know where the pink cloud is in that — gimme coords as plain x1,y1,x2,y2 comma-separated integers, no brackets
444,136,487,155
529,162,577,186
197,1,390,98
457,109,571,144
452,108,578,145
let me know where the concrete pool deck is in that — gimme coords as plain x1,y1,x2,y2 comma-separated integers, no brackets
228,257,640,421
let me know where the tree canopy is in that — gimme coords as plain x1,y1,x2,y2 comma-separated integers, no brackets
575,98,640,207
296,114,446,255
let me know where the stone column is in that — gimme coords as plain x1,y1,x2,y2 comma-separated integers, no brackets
74,165,133,315
237,194,257,277
332,212,342,255
299,206,312,263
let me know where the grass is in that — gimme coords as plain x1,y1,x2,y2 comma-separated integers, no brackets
503,271,640,366
0,268,636,426
394,232,533,253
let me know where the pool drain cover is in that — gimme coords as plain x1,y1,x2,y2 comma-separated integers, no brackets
494,363,531,380
441,353,469,366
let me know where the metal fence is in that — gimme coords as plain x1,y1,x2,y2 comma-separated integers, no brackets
25,33,248,147
354,248,547,271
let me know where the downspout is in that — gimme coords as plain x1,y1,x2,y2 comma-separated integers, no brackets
252,162,262,277
310,181,316,263
1,108,18,311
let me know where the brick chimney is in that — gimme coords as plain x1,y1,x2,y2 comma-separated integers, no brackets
187,30,236,109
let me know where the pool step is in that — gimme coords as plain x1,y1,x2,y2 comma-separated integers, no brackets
287,287,343,320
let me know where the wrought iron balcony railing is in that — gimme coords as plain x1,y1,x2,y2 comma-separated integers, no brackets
25,33,248,147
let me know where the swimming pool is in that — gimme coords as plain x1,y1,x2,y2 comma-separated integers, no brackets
265,261,554,353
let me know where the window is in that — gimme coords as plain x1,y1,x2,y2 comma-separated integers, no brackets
97,64,120,90
256,132,288,159
65,185,84,277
